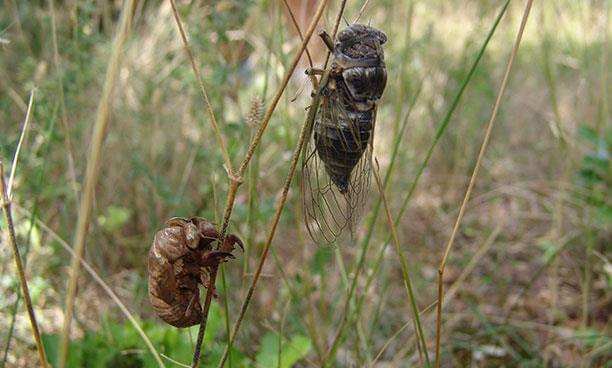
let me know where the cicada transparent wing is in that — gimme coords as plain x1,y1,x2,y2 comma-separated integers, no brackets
301,88,376,245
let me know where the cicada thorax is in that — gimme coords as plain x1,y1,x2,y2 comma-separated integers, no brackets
302,24,387,245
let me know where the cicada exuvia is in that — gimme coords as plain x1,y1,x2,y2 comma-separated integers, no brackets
301,24,387,245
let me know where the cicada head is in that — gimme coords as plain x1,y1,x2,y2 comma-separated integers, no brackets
338,24,386,44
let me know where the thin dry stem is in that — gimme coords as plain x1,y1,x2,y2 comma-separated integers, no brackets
373,159,430,367
434,1,534,366
216,70,330,368
0,163,48,368
7,89,34,200
354,0,372,23
14,206,165,368
282,0,314,69
190,1,332,366
48,0,79,199
58,0,136,366
237,0,331,178
168,0,234,175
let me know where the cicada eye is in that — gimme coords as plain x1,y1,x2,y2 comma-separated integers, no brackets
375,30,387,45
184,223,200,249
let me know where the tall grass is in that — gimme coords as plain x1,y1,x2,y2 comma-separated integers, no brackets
0,1,609,367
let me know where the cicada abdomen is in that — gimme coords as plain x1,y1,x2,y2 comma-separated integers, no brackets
302,24,387,245
147,217,242,327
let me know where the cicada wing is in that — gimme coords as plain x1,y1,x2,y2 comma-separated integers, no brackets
301,92,375,246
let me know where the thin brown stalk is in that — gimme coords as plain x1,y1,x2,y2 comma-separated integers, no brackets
14,205,165,368
236,0,332,178
373,159,430,367
433,1,534,366
216,70,330,368
354,0,372,23
0,163,48,367
168,0,233,175
213,3,348,365
190,1,331,366
48,0,79,199
58,0,136,366
7,89,34,200
282,0,314,69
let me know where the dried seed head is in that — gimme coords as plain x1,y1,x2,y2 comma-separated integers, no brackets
246,97,263,128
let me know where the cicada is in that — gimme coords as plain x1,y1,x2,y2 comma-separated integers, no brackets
301,24,387,245
147,217,243,327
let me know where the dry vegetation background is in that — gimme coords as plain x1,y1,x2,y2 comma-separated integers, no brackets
0,0,610,367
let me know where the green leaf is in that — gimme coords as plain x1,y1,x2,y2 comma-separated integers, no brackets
578,125,599,145
310,247,332,275
98,205,132,232
42,333,83,367
255,332,311,368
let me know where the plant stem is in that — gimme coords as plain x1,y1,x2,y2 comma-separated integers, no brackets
189,1,331,365
216,69,330,368
0,162,48,368
14,205,165,367
373,160,431,367
434,1,534,365
322,2,510,361
58,0,136,366
168,0,234,175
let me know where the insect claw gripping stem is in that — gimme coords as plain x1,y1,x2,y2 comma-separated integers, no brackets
318,30,335,51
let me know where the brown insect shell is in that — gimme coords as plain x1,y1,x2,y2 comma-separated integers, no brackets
148,217,221,327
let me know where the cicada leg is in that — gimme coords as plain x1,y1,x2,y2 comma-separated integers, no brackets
318,30,334,51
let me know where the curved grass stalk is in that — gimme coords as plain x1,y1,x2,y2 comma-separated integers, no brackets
216,70,330,368
7,89,34,200
434,1,534,365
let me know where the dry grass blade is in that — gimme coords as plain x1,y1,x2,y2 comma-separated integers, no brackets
0,163,48,367
58,0,136,366
13,205,166,368
168,0,233,175
434,1,535,366
7,89,34,200
190,1,331,366
373,158,430,367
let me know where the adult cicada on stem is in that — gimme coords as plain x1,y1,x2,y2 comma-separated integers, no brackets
301,24,387,245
